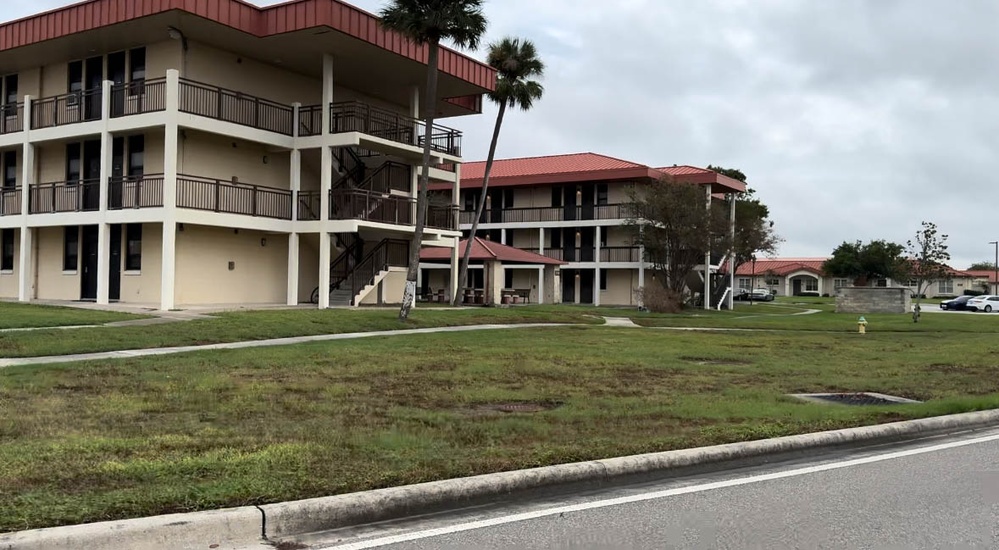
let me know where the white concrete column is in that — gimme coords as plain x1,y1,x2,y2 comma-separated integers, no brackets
160,222,176,310
410,85,420,146
287,233,300,306
728,193,736,311
320,146,332,222
595,226,602,263
452,164,461,231
539,227,545,255
322,54,334,134
537,266,544,304
96,81,114,305
450,238,460,304
96,223,111,304
160,71,180,311
638,225,645,308
19,100,32,217
595,267,602,307
500,228,507,245
17,227,32,302
704,184,712,310
318,231,331,309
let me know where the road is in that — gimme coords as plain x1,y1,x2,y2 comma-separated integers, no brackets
298,429,999,549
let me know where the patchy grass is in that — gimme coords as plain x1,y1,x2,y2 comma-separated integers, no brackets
2,326,999,532
0,302,144,330
0,306,599,358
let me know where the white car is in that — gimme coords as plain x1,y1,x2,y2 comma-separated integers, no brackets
966,295,999,312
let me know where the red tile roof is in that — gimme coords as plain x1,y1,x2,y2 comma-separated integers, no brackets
964,270,999,283
734,258,828,276
420,238,565,265
436,154,746,194
0,0,495,91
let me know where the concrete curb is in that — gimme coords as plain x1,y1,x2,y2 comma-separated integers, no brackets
259,408,999,539
5,409,999,549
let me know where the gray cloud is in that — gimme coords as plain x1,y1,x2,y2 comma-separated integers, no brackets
8,0,998,266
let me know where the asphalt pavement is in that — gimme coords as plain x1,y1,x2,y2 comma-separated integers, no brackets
299,428,999,550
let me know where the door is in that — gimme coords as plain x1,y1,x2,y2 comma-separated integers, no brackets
580,185,595,220
82,140,101,210
108,51,126,117
80,225,99,300
110,137,124,208
562,269,576,304
792,279,802,296
579,270,595,305
84,56,103,121
563,186,577,221
109,224,122,301
579,227,595,262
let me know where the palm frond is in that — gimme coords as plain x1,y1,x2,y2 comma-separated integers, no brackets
380,0,487,48
485,36,546,111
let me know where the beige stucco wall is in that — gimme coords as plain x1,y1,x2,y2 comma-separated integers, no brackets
185,42,322,106
36,144,67,184
604,226,633,247
178,131,290,189
35,226,78,301
297,233,320,304
510,228,540,250
360,270,406,305
0,229,19,298
119,224,162,304
174,224,288,306
601,268,638,305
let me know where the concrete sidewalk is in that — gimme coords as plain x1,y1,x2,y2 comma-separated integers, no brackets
0,323,575,369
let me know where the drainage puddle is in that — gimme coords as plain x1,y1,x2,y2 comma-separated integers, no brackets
791,392,921,406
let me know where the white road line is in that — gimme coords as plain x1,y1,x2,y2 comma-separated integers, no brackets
325,431,999,549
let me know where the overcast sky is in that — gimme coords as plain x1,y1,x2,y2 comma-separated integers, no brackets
8,0,999,268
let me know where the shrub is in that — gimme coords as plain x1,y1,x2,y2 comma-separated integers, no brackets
821,293,830,298
797,291,821,297
638,284,684,313
964,289,985,296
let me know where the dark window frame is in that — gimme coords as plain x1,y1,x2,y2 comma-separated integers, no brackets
1,228,13,271
66,143,81,183
128,47,146,95
125,223,142,271
505,270,514,289
600,270,608,291
63,226,79,271
596,184,609,206
2,150,15,189
127,134,145,177
551,186,562,208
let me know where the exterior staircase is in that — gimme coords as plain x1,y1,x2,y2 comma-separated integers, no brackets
311,238,409,306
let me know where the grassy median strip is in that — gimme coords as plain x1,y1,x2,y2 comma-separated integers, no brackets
0,302,144,330
0,306,600,358
3,326,999,532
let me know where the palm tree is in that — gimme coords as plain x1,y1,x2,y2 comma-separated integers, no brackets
453,38,545,306
380,0,488,321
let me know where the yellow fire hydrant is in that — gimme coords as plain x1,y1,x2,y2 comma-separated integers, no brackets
858,316,868,334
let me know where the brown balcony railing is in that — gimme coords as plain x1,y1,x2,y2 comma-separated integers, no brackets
0,187,20,215
31,89,103,129
363,162,412,194
297,190,322,221
29,179,101,213
330,189,456,230
108,174,164,209
600,247,642,262
178,79,295,136
298,104,323,137
177,175,292,220
330,101,462,156
459,203,631,225
0,103,23,134
110,78,166,118
518,248,565,261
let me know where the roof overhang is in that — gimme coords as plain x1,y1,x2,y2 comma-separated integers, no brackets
0,0,496,118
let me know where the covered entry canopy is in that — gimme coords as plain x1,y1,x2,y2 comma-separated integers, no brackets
421,238,565,305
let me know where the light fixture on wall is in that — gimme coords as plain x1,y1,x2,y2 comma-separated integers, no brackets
167,26,188,51
260,238,267,247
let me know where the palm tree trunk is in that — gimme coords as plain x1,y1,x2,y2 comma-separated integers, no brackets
399,41,441,321
452,100,508,306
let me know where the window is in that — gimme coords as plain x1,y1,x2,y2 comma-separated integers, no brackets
906,280,919,288
127,135,144,177
502,188,514,209
505,270,514,289
125,224,142,271
66,143,81,183
63,226,79,271
738,277,752,291
2,151,15,189
128,47,146,94
938,280,954,294
2,74,17,117
805,278,819,292
876,279,888,288
600,270,608,291
550,228,562,249
765,277,780,286
67,60,83,97
834,278,849,290
1,229,13,271
596,184,608,206
551,186,562,208
463,191,479,212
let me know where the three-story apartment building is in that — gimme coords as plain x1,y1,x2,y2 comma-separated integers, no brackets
432,153,745,306
0,0,494,310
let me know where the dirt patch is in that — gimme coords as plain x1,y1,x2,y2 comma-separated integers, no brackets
459,401,564,416
680,356,753,366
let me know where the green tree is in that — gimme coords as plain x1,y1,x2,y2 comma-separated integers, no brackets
381,0,488,320
627,176,730,311
453,37,545,306
705,165,781,267
823,239,907,285
968,261,996,271
906,221,950,322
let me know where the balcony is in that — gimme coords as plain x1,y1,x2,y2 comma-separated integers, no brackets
108,175,165,209
30,90,103,129
516,247,642,263
327,101,462,156
600,247,642,262
330,188,455,230
177,175,293,220
110,78,167,118
178,79,295,136
459,203,632,225
0,103,23,135
0,187,20,215
29,179,101,214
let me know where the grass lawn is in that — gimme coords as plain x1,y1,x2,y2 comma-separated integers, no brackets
3,325,999,532
0,301,144,330
0,306,601,358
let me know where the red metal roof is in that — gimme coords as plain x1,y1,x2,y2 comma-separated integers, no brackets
0,0,495,91
735,258,977,278
420,237,565,265
434,153,746,193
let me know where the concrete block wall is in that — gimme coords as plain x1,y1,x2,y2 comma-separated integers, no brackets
836,287,911,314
